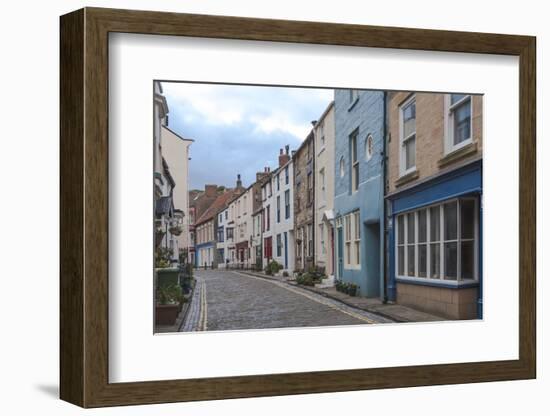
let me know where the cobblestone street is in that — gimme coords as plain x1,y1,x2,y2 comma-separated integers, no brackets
181,270,391,332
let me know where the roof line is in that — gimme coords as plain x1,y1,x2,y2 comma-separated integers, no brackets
162,125,195,142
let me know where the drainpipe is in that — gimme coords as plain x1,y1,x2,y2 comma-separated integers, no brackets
382,92,389,303
312,131,315,271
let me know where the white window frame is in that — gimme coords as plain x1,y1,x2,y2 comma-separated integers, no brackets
353,211,361,267
319,168,327,206
444,94,473,154
344,215,351,267
344,211,361,270
399,95,417,176
395,197,479,285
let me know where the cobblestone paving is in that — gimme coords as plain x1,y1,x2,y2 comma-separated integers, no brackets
180,275,205,332
182,270,391,332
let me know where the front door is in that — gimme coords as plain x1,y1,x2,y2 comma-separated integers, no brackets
337,227,344,279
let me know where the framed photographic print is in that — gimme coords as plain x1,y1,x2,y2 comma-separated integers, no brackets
60,7,536,408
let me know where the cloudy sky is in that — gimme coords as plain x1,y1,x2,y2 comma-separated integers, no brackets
161,82,333,190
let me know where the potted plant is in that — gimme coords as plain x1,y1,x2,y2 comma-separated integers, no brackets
347,283,359,297
155,284,183,325
169,224,183,236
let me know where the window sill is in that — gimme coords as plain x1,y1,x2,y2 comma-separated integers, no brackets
438,141,478,168
395,169,419,188
396,276,479,289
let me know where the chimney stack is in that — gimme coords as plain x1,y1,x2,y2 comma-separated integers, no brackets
205,184,217,197
285,145,290,155
278,146,290,167
236,174,243,189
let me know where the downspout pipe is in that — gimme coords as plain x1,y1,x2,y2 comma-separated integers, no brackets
382,91,389,303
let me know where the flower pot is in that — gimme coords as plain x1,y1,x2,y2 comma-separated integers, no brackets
155,303,179,325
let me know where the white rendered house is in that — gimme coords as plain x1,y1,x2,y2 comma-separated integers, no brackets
314,102,336,279
161,125,193,263
270,147,295,273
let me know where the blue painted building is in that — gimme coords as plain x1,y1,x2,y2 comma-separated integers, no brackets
333,89,386,298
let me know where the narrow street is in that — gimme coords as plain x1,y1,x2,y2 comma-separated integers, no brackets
181,270,391,332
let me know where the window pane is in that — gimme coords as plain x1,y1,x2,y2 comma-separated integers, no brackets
398,246,404,275
418,244,427,277
405,137,416,170
444,202,458,240
398,215,404,245
403,102,416,137
418,209,427,243
451,94,467,105
461,199,475,239
453,100,471,144
444,242,458,280
355,242,360,265
429,243,440,278
461,240,475,280
407,212,415,244
430,206,440,241
407,245,415,276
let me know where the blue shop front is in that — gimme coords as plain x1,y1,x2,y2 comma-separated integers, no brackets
387,159,482,320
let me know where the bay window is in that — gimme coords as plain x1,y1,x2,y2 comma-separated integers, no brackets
396,198,478,282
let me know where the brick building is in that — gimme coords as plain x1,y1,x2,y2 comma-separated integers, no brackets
293,130,315,272
386,92,483,319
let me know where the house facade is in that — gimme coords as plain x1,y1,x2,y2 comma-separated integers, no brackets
293,130,315,272
161,125,193,263
195,185,242,268
270,147,295,273
334,89,385,298
216,207,229,268
153,81,179,264
230,178,255,268
386,92,483,320
261,168,274,267
314,102,336,278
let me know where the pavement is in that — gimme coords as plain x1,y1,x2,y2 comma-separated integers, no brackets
181,269,393,332
241,270,445,323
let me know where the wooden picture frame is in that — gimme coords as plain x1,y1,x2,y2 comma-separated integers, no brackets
60,7,536,408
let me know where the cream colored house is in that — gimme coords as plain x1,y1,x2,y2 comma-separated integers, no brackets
153,81,179,263
161,125,193,262
314,101,335,278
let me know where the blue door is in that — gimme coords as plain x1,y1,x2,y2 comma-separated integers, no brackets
283,232,288,269
337,227,344,279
